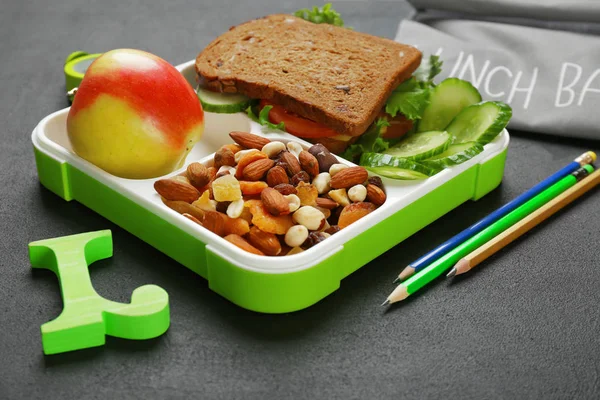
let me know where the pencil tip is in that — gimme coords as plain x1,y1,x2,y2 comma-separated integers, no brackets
446,267,457,278
392,277,400,284
380,299,390,307
397,266,416,282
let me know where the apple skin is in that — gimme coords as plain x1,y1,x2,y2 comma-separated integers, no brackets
67,49,204,179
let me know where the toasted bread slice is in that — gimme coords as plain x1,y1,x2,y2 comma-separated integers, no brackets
195,14,422,137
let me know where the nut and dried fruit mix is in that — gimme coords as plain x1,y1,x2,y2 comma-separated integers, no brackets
153,132,387,256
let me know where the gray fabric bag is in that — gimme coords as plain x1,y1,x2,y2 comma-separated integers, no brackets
395,0,600,140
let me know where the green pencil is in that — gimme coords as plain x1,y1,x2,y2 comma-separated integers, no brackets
383,164,595,305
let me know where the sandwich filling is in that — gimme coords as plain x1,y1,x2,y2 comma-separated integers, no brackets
243,53,443,158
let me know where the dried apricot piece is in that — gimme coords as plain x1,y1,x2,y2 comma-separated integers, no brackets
239,205,253,224
245,199,294,235
222,143,243,154
239,180,268,195
338,202,377,229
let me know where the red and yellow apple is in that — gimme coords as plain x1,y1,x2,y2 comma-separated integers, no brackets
67,49,204,179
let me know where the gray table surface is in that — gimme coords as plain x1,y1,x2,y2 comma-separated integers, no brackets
2,1,600,399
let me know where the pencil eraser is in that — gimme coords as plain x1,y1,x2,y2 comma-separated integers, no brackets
584,164,594,173
587,151,597,163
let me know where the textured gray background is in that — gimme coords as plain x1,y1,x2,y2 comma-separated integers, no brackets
2,1,600,399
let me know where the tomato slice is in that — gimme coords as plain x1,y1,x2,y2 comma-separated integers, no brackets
378,112,414,139
259,100,340,138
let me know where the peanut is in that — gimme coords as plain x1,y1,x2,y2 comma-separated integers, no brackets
261,141,286,158
226,199,245,219
284,225,309,248
348,184,367,203
312,172,331,195
293,206,326,231
329,163,349,177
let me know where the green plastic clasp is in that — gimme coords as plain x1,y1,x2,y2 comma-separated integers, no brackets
64,51,103,102
29,230,170,355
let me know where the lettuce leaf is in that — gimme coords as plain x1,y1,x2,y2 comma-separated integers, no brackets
384,55,443,121
294,3,344,27
340,118,390,162
385,78,430,121
413,55,443,87
246,104,285,131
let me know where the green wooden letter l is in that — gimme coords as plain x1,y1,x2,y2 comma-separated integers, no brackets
29,230,170,355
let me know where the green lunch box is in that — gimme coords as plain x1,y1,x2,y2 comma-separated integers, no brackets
31,59,510,314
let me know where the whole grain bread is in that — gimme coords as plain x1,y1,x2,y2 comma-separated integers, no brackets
195,14,422,137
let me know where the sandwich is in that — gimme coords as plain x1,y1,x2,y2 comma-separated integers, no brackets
194,9,441,156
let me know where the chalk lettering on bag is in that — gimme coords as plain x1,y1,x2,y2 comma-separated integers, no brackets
556,62,583,108
484,66,513,98
448,51,464,77
456,54,491,89
578,68,600,106
508,68,538,110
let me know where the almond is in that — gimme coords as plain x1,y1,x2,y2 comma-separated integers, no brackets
186,162,210,189
315,206,332,220
182,213,203,225
246,226,282,256
366,183,386,206
207,166,217,181
278,151,302,176
338,202,377,229
163,199,205,221
243,158,275,181
203,211,250,237
224,234,265,256
273,183,297,195
299,150,319,177
330,166,369,189
315,197,338,210
261,187,290,216
214,147,236,169
235,151,268,179
229,131,270,149
266,166,289,187
202,210,226,236
154,178,200,203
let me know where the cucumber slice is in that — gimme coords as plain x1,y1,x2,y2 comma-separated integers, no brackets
383,130,451,161
422,142,484,169
360,152,437,180
196,86,251,113
418,78,482,132
447,101,512,144
366,167,431,180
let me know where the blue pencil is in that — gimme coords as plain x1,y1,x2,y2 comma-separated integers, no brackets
394,151,597,283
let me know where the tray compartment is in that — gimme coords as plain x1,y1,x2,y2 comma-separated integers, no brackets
31,59,510,313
